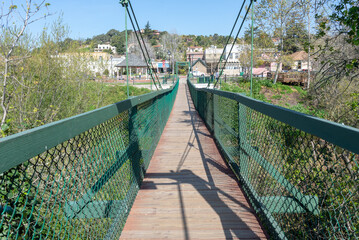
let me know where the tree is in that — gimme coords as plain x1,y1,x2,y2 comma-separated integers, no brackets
161,33,181,74
307,0,359,127
330,0,359,46
244,27,275,48
283,21,308,53
128,32,155,59
144,21,152,39
106,29,121,38
0,0,51,132
327,0,359,69
254,0,302,83
239,47,256,75
111,35,125,54
92,33,110,44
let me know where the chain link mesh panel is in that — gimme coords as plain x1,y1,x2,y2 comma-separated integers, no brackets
188,80,358,239
0,81,178,239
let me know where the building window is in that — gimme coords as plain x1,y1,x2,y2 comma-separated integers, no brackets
298,61,302,69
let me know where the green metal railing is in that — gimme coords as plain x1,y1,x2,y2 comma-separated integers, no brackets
161,74,176,84
188,79,358,239
0,81,178,239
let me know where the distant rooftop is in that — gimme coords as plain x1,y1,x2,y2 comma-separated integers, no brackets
289,51,308,61
115,54,147,67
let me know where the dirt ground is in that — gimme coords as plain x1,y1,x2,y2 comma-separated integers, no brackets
261,86,302,106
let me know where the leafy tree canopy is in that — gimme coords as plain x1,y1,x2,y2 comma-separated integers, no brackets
244,27,275,48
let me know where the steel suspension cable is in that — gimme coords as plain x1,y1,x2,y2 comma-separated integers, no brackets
128,0,162,88
125,8,160,90
213,0,247,80
124,3,161,90
213,0,253,88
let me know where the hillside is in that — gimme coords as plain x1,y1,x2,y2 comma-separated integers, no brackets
220,80,325,118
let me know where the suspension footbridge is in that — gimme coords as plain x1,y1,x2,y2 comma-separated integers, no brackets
1,0,358,238
1,76,358,239
121,78,267,239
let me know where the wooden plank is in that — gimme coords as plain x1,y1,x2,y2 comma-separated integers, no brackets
121,79,268,239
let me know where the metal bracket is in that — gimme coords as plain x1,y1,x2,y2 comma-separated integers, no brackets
120,0,128,7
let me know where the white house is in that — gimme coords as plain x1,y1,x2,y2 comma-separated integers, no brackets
222,44,250,75
289,51,312,71
94,43,117,54
204,45,223,73
86,52,124,77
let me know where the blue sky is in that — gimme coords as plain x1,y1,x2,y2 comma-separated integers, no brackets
27,0,250,39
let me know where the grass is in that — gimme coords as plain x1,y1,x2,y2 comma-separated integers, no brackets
87,82,151,109
271,94,282,100
220,78,320,116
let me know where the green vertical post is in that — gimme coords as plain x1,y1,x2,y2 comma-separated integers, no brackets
120,0,129,96
149,60,153,91
150,74,152,90
250,0,254,98
238,101,249,179
213,94,218,137
128,106,143,188
125,5,129,98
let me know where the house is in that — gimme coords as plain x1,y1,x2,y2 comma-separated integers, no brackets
252,67,269,77
94,43,117,54
187,46,203,53
87,52,124,77
204,45,224,74
289,51,311,71
152,60,170,73
222,44,249,75
58,52,124,78
187,52,204,65
191,59,207,75
272,38,280,46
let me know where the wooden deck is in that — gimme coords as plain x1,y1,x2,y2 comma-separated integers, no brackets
121,79,267,239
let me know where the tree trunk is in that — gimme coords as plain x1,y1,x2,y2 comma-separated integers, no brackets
273,61,280,84
1,59,9,126
307,3,311,89
274,24,284,84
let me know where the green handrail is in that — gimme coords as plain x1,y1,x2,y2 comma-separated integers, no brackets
0,81,179,239
187,78,358,239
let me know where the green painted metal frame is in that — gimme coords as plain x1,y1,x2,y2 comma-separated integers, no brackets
0,87,176,174
194,86,359,155
0,80,179,239
187,79,359,239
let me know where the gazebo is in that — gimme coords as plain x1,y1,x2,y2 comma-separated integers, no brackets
115,54,148,80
